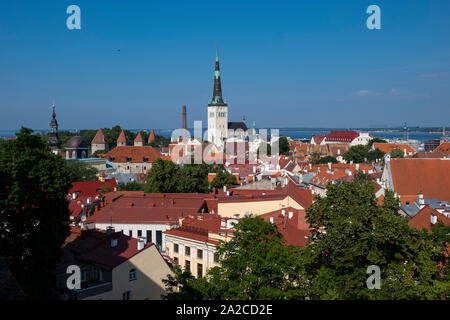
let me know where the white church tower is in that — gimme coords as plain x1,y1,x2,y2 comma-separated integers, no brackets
207,48,228,146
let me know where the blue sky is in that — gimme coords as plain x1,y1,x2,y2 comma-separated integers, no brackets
1,0,449,130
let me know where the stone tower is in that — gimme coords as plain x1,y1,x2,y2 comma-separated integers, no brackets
47,103,62,155
207,47,228,146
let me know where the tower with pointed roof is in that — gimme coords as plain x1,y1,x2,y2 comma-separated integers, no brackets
47,103,62,155
91,128,109,154
134,132,144,147
207,47,228,146
148,129,155,144
117,130,127,146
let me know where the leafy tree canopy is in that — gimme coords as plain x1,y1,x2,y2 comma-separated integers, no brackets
390,148,404,158
368,138,387,148
65,160,98,182
0,127,72,299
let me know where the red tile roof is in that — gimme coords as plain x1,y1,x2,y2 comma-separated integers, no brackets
104,146,162,163
148,129,155,143
433,142,450,155
408,205,450,232
117,130,127,143
326,130,359,142
389,159,450,201
260,208,311,247
63,228,154,270
373,143,415,155
84,192,210,225
92,128,107,144
134,132,144,143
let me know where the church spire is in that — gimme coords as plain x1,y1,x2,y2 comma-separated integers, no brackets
210,47,226,105
47,103,61,154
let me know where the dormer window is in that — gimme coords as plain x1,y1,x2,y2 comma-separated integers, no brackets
126,157,132,162
143,157,148,162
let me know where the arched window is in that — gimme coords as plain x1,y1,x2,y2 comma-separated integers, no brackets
129,268,137,281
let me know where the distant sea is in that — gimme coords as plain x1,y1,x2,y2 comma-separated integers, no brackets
0,128,444,143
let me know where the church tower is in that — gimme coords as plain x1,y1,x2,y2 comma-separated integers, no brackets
47,103,62,155
207,48,228,146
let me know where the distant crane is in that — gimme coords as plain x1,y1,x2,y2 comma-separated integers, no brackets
429,127,446,137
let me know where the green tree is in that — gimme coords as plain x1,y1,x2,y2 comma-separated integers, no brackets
390,148,404,158
210,168,237,189
66,160,98,182
91,149,108,158
303,179,449,299
367,138,387,148
0,127,72,299
177,164,209,193
144,158,179,193
257,143,271,156
117,181,144,191
309,152,322,164
315,156,338,165
277,136,290,156
163,216,304,300
343,145,370,163
367,148,385,162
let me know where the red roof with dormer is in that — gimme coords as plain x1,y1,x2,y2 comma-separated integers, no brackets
325,130,359,142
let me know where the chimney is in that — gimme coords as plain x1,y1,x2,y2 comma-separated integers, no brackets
226,191,230,196
431,214,437,225
418,192,425,207
327,162,332,170
309,163,312,170
137,238,145,251
182,105,187,134
223,185,227,193
404,148,407,157
356,163,359,171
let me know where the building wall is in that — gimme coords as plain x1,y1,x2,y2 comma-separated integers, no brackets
208,105,228,145
92,143,108,154
93,222,170,252
113,162,153,174
217,196,304,218
164,234,220,278
350,133,372,146
84,245,172,300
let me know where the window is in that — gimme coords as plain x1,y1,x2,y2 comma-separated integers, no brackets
129,269,137,281
122,291,131,300
129,230,133,237
214,253,220,263
174,243,179,253
137,230,142,237
146,230,152,243
185,260,191,272
156,231,162,249
197,264,203,278
185,246,190,256
197,249,203,260
174,257,179,265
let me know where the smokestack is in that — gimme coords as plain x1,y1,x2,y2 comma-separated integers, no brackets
182,105,187,132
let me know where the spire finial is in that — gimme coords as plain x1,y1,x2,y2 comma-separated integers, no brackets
216,44,219,62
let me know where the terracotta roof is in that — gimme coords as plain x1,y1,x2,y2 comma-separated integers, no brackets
408,205,450,231
373,143,415,155
326,130,359,142
92,128,108,144
389,159,450,201
134,132,144,143
84,192,210,225
148,129,155,143
104,146,162,163
312,135,326,144
117,130,127,144
260,208,311,247
433,142,450,155
163,215,227,245
62,228,154,270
